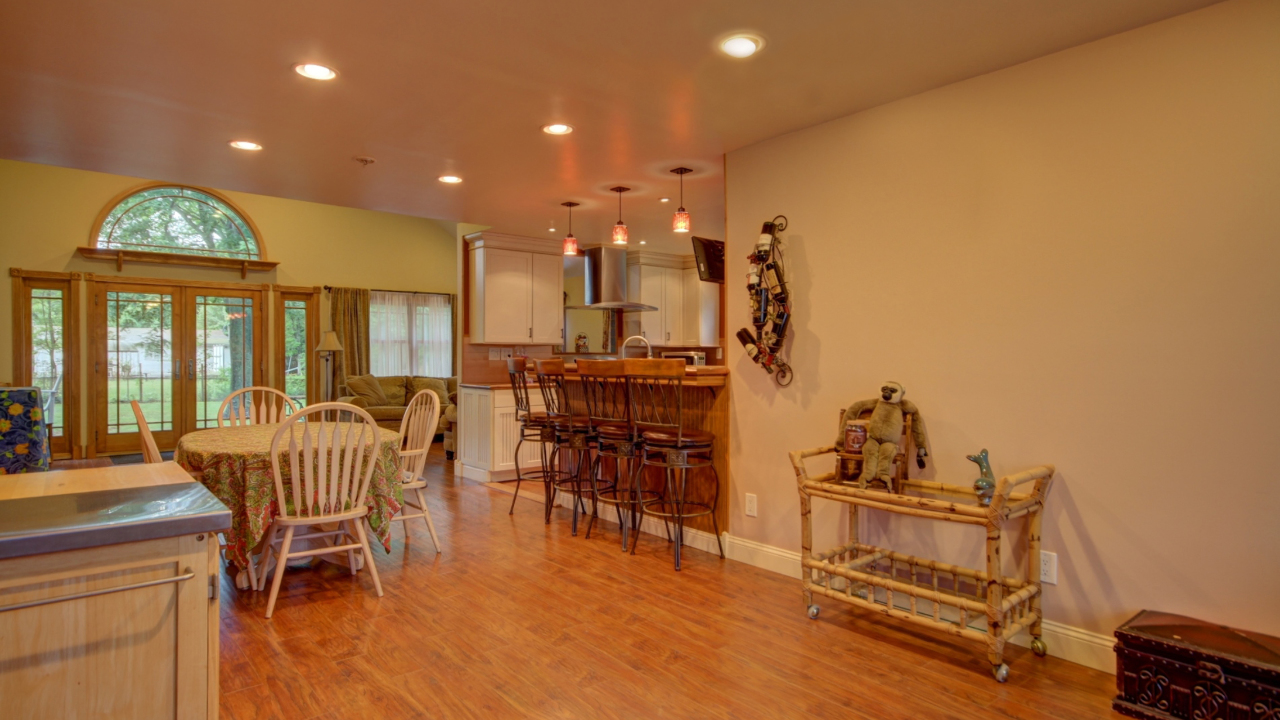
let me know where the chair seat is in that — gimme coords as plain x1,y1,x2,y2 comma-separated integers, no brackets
641,427,715,447
548,414,592,430
595,422,632,439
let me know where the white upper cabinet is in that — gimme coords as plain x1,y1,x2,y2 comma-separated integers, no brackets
625,252,720,348
468,233,565,345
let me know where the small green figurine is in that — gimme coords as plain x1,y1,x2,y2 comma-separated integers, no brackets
968,449,996,506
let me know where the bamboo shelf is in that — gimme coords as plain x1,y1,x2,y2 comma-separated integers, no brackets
789,445,1055,682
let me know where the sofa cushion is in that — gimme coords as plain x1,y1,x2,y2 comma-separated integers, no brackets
346,375,390,406
409,377,449,406
378,376,408,406
365,405,407,422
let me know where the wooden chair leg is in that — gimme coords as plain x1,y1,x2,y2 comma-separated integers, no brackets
345,521,357,576
264,525,295,619
354,520,384,597
255,524,280,592
416,488,442,553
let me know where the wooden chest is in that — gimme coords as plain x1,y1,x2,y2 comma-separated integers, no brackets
1114,610,1280,720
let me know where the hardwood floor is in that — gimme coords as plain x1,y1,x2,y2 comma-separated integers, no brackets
218,447,1115,719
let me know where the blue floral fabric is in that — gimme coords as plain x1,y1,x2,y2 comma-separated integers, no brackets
0,388,51,474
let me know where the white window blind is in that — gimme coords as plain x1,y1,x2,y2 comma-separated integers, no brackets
369,291,453,377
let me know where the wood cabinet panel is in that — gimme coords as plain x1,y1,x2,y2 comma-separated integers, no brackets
0,533,217,719
530,253,564,345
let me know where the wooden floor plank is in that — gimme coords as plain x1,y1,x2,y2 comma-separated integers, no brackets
219,446,1114,719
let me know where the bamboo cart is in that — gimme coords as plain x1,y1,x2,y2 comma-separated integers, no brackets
789,445,1055,682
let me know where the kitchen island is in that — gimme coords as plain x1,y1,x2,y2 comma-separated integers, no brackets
0,462,229,719
458,364,729,538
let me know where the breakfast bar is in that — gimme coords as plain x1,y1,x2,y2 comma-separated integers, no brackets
458,365,729,537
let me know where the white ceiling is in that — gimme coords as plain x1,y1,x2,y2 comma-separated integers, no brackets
0,0,1218,253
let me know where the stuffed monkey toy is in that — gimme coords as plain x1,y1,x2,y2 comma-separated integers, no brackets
835,381,929,486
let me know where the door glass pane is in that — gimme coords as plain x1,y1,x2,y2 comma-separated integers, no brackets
196,296,254,428
283,299,308,408
30,289,65,437
106,292,174,434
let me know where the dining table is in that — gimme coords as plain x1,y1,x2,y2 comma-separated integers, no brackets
174,421,403,586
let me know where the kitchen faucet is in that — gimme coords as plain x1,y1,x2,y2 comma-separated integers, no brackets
621,335,652,358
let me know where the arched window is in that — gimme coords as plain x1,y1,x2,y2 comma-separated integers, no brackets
95,186,260,260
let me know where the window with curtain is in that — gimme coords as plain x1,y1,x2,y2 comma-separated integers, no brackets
369,291,453,377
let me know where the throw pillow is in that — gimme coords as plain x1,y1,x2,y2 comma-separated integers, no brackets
346,374,390,406
409,377,448,405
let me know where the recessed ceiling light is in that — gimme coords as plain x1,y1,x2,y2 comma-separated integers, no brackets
294,63,337,80
229,140,262,151
542,123,574,135
659,197,670,203
438,175,462,184
721,35,763,58
548,227,556,232
640,241,647,245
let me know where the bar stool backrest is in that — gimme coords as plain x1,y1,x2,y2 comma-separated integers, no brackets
507,357,534,420
577,359,629,434
624,359,688,443
531,358,576,431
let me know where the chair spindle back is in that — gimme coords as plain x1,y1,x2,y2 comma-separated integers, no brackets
397,389,441,484
625,359,688,443
130,400,163,464
218,386,299,428
269,402,379,519
577,359,630,434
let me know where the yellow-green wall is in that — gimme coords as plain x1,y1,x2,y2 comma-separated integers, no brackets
0,158,458,383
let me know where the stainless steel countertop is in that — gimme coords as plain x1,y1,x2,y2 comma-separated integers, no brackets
0,482,231,560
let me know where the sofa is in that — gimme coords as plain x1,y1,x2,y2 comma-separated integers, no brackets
338,375,458,458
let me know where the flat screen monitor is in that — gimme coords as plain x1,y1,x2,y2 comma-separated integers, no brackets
691,236,725,284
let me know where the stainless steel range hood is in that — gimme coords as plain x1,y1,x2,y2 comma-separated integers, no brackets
565,246,657,311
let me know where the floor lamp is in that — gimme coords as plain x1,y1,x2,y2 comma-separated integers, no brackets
316,331,344,402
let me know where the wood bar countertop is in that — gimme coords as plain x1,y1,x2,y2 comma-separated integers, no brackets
462,364,728,390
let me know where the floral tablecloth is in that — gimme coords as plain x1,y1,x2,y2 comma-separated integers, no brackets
175,423,402,568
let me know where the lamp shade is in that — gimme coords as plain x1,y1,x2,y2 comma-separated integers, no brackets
673,208,691,233
315,330,344,353
563,233,579,255
612,222,629,244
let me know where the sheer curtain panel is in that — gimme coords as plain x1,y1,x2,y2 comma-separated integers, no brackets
370,291,452,377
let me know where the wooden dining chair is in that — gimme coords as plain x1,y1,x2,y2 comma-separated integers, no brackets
130,400,163,464
217,386,299,428
389,389,442,552
257,402,384,618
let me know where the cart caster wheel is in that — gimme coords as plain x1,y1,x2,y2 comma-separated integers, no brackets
807,604,820,620
1031,638,1047,657
992,663,1010,683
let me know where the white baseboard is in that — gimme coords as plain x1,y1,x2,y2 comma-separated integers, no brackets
489,482,1115,674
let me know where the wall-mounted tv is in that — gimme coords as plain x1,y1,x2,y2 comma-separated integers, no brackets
691,236,725,284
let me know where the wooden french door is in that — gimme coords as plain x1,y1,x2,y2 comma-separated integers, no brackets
94,281,264,454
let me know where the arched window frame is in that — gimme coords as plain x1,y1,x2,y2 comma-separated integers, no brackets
78,182,279,277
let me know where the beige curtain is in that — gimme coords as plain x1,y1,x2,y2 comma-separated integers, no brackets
328,287,370,395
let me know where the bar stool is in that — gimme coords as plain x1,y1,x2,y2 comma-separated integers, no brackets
578,359,647,548
506,357,560,520
531,358,601,536
627,359,725,570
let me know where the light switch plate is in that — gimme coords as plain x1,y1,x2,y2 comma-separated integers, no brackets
488,348,500,361
1040,551,1058,585
745,493,758,517
716,347,723,360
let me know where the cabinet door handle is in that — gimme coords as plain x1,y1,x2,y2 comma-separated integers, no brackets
0,570,195,614
528,328,532,338
667,332,670,341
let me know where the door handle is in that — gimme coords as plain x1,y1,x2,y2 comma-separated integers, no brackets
188,359,195,380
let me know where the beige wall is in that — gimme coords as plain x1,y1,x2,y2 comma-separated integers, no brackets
725,0,1280,637
0,158,457,380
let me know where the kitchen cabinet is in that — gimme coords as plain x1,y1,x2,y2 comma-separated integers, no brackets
626,252,719,347
468,233,564,345
0,464,228,719
457,384,547,482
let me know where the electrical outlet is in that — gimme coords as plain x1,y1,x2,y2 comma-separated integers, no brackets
745,493,758,517
1040,551,1058,585
488,348,500,361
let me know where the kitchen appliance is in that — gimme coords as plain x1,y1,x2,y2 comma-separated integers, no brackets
564,246,658,312
661,351,706,366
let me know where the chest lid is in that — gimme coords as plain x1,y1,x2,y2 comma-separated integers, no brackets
1117,610,1280,676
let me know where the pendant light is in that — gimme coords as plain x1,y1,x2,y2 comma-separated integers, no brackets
671,167,692,233
561,201,580,256
610,186,630,244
